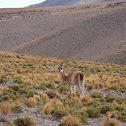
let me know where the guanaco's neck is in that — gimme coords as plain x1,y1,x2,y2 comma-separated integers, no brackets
59,71,67,81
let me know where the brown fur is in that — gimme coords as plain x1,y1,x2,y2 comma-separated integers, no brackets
58,67,85,96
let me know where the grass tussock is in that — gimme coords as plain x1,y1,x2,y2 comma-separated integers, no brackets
51,98,63,109
111,83,120,90
80,94,91,105
67,92,80,103
27,97,37,107
102,113,121,126
86,83,94,90
113,100,118,106
33,95,40,101
43,102,52,115
41,92,50,104
59,115,82,126
0,102,11,115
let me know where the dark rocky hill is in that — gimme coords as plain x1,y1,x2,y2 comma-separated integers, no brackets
29,0,119,7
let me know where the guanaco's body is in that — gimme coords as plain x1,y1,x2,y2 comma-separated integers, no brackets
58,67,85,96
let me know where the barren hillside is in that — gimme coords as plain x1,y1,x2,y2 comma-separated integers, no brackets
0,1,126,65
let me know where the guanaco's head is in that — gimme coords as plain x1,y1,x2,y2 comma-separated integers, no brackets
58,66,63,73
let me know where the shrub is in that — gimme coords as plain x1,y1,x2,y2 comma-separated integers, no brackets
99,103,114,114
26,90,38,98
0,78,6,83
67,92,80,104
43,102,52,115
87,100,101,107
105,93,115,102
56,82,70,94
91,92,102,98
12,105,23,113
118,110,126,122
86,106,100,118
61,99,82,109
27,97,37,107
0,102,11,115
13,117,34,126
71,111,88,124
52,108,68,119
0,95,10,102
59,115,82,126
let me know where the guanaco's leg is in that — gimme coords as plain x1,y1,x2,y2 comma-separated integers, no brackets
70,85,73,93
77,85,82,96
81,81,84,96
74,85,76,93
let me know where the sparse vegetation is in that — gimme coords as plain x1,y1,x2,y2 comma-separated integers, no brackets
13,117,34,126
59,115,82,126
12,105,23,113
0,52,125,125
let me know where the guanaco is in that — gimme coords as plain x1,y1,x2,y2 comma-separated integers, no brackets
58,66,85,96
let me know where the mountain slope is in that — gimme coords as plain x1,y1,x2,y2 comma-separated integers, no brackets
29,0,119,7
11,7,126,65
0,1,126,65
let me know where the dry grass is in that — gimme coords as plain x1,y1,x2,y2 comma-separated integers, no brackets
63,115,82,126
102,113,120,126
81,107,87,111
27,97,37,107
67,92,80,103
67,92,77,99
113,119,121,126
99,91,103,95
23,79,34,86
113,100,118,106
122,83,126,90
80,94,91,105
43,102,52,115
111,84,120,90
34,95,40,101
99,83,104,89
41,92,50,104
0,102,11,115
54,90,61,97
86,83,94,90
51,98,63,109
102,114,111,126
15,99,21,105
6,75,12,82
0,86,8,92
